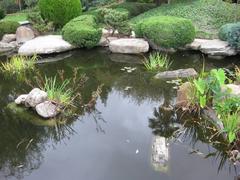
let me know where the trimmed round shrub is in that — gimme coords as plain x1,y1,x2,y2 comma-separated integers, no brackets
62,15,102,48
38,0,82,27
135,16,196,48
0,6,6,20
0,21,19,39
219,22,240,49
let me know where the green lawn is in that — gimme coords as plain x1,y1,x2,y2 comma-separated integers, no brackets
2,12,28,22
130,0,240,39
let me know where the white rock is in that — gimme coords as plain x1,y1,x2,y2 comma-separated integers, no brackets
187,39,237,56
15,94,28,105
1,34,16,43
109,38,149,54
18,35,75,56
25,88,48,107
0,42,17,53
16,26,35,44
222,84,240,96
36,101,59,118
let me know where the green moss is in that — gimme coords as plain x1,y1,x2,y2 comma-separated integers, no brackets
62,15,102,48
131,0,240,39
135,16,195,48
0,21,19,39
38,0,82,27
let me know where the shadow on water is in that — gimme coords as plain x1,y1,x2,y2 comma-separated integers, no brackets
0,48,240,179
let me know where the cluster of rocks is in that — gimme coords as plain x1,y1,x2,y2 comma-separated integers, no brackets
15,88,60,119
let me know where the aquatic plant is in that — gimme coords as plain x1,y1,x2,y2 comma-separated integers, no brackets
235,66,240,84
0,55,37,75
143,53,172,71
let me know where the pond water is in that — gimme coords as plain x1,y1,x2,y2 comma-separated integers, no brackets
0,48,240,180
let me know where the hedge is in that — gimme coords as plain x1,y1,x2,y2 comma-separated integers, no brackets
62,15,102,48
38,0,82,27
0,21,19,39
135,16,196,48
219,22,240,49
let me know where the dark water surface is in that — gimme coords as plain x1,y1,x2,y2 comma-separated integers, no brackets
0,48,239,180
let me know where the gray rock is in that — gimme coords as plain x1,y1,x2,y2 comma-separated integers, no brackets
154,68,198,79
109,38,149,54
1,34,16,43
36,101,59,118
25,88,48,107
176,82,193,107
16,26,35,44
18,35,75,56
15,94,28,105
0,42,17,53
221,84,240,96
187,39,237,56
98,36,118,47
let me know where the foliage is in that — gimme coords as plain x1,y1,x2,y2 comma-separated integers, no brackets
27,10,54,34
143,52,172,71
219,23,236,41
0,6,6,20
0,55,37,75
131,0,240,39
0,0,18,13
135,16,195,48
2,12,28,22
235,66,240,83
62,15,102,48
101,8,131,36
0,21,19,39
24,0,38,7
38,0,82,27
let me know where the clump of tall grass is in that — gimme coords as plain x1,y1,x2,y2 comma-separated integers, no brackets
0,55,37,75
235,66,240,84
143,52,172,71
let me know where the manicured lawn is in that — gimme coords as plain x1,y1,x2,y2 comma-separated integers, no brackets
130,0,240,39
2,12,28,22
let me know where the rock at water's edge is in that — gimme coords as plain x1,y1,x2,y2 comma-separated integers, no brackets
36,101,59,119
15,94,28,105
25,88,48,108
16,26,35,44
154,68,198,79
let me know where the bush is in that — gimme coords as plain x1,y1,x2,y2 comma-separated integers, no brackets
0,6,5,20
0,21,19,39
38,0,82,27
135,16,195,48
62,15,102,48
219,22,240,49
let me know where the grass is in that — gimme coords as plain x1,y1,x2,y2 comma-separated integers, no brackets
2,12,28,22
130,0,240,39
43,76,73,106
143,52,172,71
0,55,37,75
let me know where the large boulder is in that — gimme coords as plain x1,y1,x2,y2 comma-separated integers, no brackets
154,68,198,80
187,39,237,57
109,38,149,54
36,101,59,119
176,82,193,107
16,26,35,44
25,88,48,108
1,34,16,43
18,35,75,56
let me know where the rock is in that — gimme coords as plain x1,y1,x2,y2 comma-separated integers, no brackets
36,101,59,119
25,88,48,108
109,38,149,54
0,42,17,53
221,84,240,96
98,36,118,47
1,34,16,43
16,26,35,44
18,35,75,56
187,39,237,56
147,38,176,53
15,94,28,105
154,68,198,80
176,82,193,107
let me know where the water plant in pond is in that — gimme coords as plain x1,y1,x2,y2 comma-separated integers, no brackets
0,55,37,75
143,53,172,71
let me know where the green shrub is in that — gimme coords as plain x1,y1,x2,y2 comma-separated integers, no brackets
219,22,240,49
38,0,82,27
0,6,6,20
62,15,102,48
0,21,19,39
135,16,195,48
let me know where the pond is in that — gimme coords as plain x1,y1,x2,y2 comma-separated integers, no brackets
0,48,240,180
